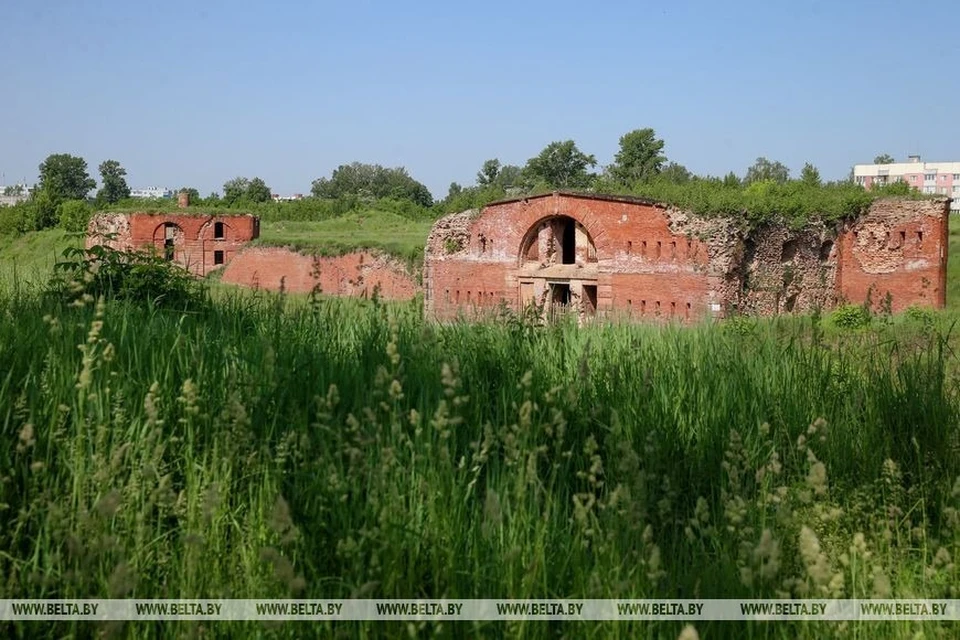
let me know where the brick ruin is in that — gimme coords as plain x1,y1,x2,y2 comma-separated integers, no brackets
85,192,950,319
86,211,260,276
85,212,418,300
219,246,417,299
424,192,950,321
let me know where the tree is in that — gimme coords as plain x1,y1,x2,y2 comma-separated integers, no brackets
722,172,742,188
523,140,597,189
659,162,692,184
38,154,95,204
445,182,463,201
609,128,667,185
496,165,522,189
874,154,895,165
96,160,131,204
222,177,250,206
744,157,790,184
246,177,272,203
3,184,25,197
477,159,501,186
31,189,58,230
800,162,821,187
311,162,433,207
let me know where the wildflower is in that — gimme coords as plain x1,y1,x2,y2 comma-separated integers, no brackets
807,460,828,496
753,529,781,581
799,526,832,590
17,423,35,452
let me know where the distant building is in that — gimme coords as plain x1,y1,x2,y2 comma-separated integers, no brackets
272,193,304,202
0,182,29,207
854,156,959,211
130,187,174,199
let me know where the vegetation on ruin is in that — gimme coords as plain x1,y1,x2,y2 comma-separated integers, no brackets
253,210,434,268
0,263,958,638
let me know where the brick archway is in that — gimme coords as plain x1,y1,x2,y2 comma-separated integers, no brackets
152,221,184,261
518,215,598,267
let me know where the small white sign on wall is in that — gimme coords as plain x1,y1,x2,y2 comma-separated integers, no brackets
710,303,721,312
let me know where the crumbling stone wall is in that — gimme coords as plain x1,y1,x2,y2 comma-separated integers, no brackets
733,222,839,315
837,198,948,312
220,247,418,299
424,192,950,322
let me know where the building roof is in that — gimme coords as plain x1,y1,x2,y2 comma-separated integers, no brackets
483,190,666,209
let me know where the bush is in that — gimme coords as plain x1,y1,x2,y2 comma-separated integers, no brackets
49,244,207,310
904,304,937,327
829,303,871,330
57,199,92,232
0,202,34,236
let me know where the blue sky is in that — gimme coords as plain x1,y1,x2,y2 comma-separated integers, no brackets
2,0,958,198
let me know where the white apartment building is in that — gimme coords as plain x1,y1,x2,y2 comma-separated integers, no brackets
854,155,959,211
130,187,174,199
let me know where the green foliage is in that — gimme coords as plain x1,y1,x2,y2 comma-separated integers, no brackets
0,289,957,639
523,140,597,189
246,177,272,203
222,176,273,206
745,156,790,185
591,176,906,229
38,153,96,204
56,199,92,232
477,158,501,186
96,159,131,205
31,189,59,230
178,187,201,201
475,158,522,190
874,153,895,165
904,304,937,327
800,162,821,187
829,303,871,330
311,162,433,207
49,244,206,309
609,127,667,184
723,171,741,188
0,201,36,236
872,180,917,197
659,161,693,184
440,184,507,214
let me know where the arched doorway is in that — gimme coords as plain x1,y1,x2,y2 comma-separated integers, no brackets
518,215,599,316
153,222,184,261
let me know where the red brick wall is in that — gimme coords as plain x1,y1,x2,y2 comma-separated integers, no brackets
87,212,259,276
836,199,948,311
220,247,417,299
425,193,949,321
426,193,714,321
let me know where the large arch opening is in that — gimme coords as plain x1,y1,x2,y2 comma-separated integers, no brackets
520,215,597,267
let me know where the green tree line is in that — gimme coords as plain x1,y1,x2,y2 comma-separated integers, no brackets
0,137,930,238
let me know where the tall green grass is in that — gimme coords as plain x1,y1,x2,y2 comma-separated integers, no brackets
0,286,957,638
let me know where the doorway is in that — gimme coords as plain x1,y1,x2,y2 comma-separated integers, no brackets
164,223,177,261
550,283,571,306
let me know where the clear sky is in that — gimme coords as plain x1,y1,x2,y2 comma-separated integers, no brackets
2,0,958,199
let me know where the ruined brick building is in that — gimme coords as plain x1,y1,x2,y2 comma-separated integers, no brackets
87,211,260,276
424,192,950,321
86,199,418,299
